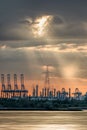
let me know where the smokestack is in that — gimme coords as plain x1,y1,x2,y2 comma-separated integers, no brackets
69,88,71,99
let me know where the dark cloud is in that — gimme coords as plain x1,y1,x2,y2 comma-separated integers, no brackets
19,19,32,25
0,39,48,48
0,0,87,83
0,0,87,41
48,22,87,40
51,15,64,25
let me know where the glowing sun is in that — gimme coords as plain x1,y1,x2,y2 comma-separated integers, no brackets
32,15,52,37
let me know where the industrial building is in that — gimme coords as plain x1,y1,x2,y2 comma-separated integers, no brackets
0,72,86,101
1,74,28,98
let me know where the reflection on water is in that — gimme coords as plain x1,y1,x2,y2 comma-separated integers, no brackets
0,111,87,130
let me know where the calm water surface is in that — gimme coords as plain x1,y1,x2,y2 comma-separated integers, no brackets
0,111,87,130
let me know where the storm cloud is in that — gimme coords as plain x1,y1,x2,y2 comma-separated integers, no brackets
0,0,87,42
0,0,87,90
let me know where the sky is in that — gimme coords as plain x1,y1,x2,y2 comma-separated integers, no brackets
0,0,87,93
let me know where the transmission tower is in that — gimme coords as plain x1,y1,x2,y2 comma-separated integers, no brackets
43,65,50,86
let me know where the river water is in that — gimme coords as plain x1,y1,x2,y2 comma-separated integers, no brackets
0,111,87,130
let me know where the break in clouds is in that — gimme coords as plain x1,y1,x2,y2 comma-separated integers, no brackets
0,0,87,84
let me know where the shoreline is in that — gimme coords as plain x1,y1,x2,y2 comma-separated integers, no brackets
0,107,83,111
